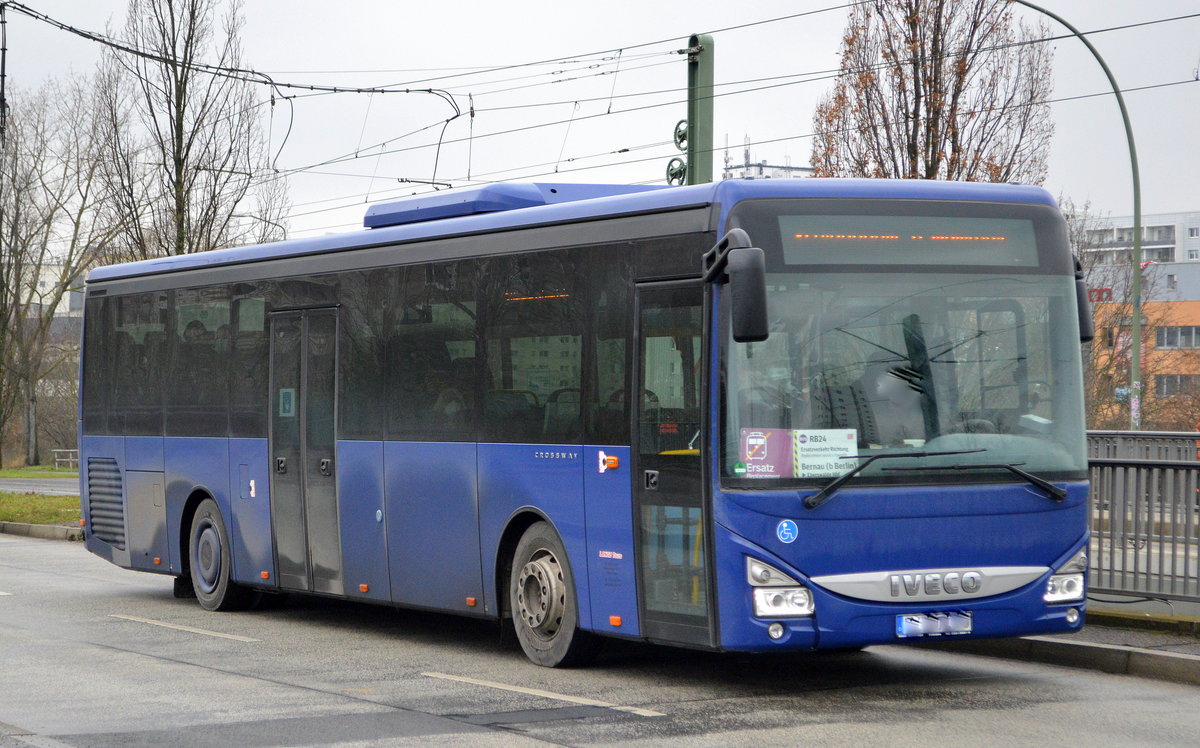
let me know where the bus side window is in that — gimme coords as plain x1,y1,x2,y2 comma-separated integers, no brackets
110,292,168,436
482,251,582,444
387,261,478,442
167,287,230,437
586,245,633,446
230,288,269,438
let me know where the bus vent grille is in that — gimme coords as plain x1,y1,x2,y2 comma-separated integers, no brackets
87,458,125,550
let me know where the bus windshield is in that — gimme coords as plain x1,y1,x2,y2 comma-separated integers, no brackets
721,206,1087,489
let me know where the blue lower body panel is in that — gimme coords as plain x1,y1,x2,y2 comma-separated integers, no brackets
164,438,230,576
229,438,273,588
582,446,639,637
478,443,589,624
338,441,389,602
386,441,483,614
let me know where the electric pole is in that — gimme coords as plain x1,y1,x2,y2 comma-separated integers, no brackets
667,33,714,186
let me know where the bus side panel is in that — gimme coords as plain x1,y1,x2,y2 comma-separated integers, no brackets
164,437,232,579
338,441,389,602
228,438,275,588
582,445,639,636
80,434,130,568
385,441,483,614
123,436,166,573
478,444,591,627
124,436,164,472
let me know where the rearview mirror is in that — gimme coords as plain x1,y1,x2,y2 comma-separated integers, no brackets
728,247,768,343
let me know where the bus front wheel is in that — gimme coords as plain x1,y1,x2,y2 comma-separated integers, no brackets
189,498,254,611
510,521,597,667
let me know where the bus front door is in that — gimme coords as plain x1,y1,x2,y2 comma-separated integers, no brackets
633,283,713,647
269,309,344,595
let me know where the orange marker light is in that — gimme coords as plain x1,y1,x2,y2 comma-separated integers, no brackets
153,557,161,565
466,597,477,607
79,519,86,527
605,455,619,470
609,615,622,627
261,571,270,580
359,584,370,593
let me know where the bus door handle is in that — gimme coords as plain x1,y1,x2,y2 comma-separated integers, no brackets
319,458,333,477
644,470,659,491
275,457,287,474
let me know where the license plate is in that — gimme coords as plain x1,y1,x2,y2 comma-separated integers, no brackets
895,611,973,638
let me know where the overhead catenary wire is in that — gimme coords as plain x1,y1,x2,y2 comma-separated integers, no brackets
8,0,1198,238
275,77,1198,230
274,11,1200,179
266,74,1197,226
1,1,869,98
9,0,1198,182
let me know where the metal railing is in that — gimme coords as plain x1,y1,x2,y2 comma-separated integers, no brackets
1087,430,1199,461
1087,432,1200,603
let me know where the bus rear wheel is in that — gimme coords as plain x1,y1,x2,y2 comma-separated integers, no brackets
510,521,597,667
189,498,255,611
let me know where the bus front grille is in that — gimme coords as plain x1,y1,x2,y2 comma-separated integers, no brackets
87,458,125,550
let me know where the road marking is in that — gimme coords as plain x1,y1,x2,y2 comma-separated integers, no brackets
422,672,665,717
0,591,12,596
108,614,260,642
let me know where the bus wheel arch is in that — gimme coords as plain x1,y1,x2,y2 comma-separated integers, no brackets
183,492,254,611
495,510,548,621
178,489,211,578
505,518,598,667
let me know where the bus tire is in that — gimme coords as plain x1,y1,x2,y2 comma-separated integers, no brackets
189,498,254,611
510,521,598,667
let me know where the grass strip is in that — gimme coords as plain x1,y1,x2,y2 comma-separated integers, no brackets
0,492,81,525
0,467,79,479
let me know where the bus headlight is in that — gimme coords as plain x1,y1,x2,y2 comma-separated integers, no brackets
747,557,814,617
1044,548,1087,603
753,586,814,618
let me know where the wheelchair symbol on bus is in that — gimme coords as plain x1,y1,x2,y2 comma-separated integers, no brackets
776,520,798,544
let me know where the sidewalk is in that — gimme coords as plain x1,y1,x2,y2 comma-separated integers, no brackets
932,606,1200,686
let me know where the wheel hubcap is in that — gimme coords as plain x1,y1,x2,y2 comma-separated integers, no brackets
194,519,221,595
516,550,565,640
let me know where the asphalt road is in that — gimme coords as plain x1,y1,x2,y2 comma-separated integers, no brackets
2,535,1199,747
0,478,79,497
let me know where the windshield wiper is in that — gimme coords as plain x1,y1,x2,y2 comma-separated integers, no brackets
803,449,985,510
883,462,1067,502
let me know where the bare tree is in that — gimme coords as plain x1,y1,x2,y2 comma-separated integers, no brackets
0,79,116,466
0,87,49,466
102,0,276,260
811,0,1054,184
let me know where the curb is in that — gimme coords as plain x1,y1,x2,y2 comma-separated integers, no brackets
0,522,83,542
1086,608,1200,637
930,634,1200,686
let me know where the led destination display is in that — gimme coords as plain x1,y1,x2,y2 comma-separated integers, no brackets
779,214,1038,266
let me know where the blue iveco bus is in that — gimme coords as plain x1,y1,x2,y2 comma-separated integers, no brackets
80,178,1091,666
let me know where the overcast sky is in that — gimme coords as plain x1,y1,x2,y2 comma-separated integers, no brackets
6,1,1199,238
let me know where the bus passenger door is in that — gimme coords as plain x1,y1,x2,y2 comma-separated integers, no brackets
269,309,344,595
633,283,713,647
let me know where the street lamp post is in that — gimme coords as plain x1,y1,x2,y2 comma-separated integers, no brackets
1010,0,1143,429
